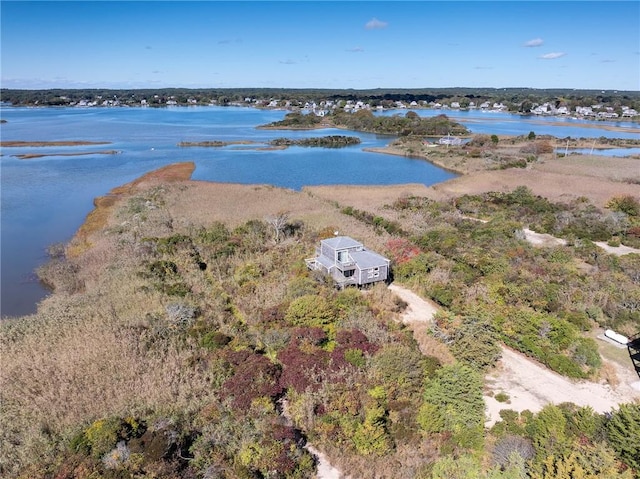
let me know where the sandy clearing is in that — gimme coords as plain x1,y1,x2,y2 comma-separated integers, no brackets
523,228,567,246
485,347,640,426
523,228,640,256
387,284,640,429
594,241,640,256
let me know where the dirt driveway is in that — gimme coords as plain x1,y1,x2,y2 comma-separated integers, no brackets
388,284,640,426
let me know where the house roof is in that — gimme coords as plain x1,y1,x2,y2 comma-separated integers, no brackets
350,250,390,269
315,254,335,270
321,236,363,250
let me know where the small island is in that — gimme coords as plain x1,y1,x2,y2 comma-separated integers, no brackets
260,110,469,138
15,150,121,160
177,140,256,147
269,135,361,148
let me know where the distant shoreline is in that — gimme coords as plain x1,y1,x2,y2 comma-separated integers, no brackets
16,150,120,159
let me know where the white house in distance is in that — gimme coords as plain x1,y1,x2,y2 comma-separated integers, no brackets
305,236,390,288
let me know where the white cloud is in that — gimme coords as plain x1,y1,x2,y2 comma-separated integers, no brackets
524,38,544,47
365,18,388,30
539,52,567,60
347,46,364,52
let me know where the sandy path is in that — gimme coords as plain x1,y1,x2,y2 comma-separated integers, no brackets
388,283,440,324
388,284,640,428
594,241,640,256
307,446,342,479
522,228,567,246
484,347,640,426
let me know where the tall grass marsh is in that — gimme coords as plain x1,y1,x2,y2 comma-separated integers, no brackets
2,169,639,478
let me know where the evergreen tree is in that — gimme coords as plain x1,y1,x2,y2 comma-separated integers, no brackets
606,403,640,473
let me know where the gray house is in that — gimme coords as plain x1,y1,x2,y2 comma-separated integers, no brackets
305,236,390,288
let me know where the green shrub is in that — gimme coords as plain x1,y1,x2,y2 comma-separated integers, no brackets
201,331,232,350
571,337,601,369
495,392,510,403
416,402,444,434
526,404,569,460
285,294,335,327
421,363,485,445
561,311,593,332
606,195,640,217
606,403,640,471
545,353,586,378
607,236,621,247
344,348,366,367
428,284,454,307
79,417,145,459
392,252,434,281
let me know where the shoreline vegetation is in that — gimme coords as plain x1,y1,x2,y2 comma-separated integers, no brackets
68,162,195,256
178,136,362,149
15,150,120,159
269,135,361,148
260,110,470,137
178,140,256,147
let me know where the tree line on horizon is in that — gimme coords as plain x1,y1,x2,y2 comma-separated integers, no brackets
2,87,639,114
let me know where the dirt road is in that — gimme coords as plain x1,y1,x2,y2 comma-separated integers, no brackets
388,284,640,427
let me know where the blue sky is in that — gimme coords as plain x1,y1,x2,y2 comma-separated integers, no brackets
1,1,639,91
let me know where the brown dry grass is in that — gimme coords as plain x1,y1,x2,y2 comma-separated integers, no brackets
16,150,120,159
68,162,196,256
306,151,640,211
161,181,394,253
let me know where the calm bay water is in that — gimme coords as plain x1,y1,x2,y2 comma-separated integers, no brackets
0,106,445,317
0,106,637,317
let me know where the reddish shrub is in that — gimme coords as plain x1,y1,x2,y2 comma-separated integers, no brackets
289,326,328,347
386,238,421,264
277,344,330,393
259,304,286,324
221,351,282,411
627,226,640,238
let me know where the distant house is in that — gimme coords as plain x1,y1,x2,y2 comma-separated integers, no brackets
305,236,390,288
438,135,462,146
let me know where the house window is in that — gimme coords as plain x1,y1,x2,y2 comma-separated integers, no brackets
367,267,380,279
338,251,350,263
344,269,355,277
